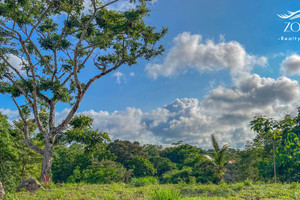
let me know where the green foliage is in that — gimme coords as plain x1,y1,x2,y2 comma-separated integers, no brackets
10,182,300,200
107,140,147,166
0,113,41,191
0,113,19,191
251,114,300,182
149,188,182,200
161,167,195,184
0,0,167,105
231,143,261,182
52,144,91,183
161,144,201,165
243,179,253,187
192,160,218,184
62,115,111,154
68,160,132,184
0,0,167,180
210,135,230,181
127,156,156,177
143,144,163,157
130,177,158,187
149,156,177,176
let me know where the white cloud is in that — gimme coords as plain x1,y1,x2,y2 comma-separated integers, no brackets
108,0,135,11
8,55,25,73
83,0,158,13
0,54,26,76
1,32,298,149
3,70,300,149
146,32,267,79
281,54,300,76
130,72,135,77
69,71,300,148
0,108,19,119
112,71,124,84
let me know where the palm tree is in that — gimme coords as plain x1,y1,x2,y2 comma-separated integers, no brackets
210,135,231,181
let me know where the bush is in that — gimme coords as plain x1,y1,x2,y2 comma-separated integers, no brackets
150,157,177,176
161,167,195,184
68,160,132,184
130,177,159,187
52,144,91,183
127,156,156,177
149,188,182,200
243,179,253,186
192,160,219,184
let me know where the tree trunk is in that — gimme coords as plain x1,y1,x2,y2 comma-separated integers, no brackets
272,141,277,183
41,144,53,182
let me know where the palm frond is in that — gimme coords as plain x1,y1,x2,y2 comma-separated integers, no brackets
219,144,229,156
211,134,220,153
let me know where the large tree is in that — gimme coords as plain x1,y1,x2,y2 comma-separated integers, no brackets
0,0,166,180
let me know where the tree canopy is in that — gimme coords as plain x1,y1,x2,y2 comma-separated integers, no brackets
0,0,167,179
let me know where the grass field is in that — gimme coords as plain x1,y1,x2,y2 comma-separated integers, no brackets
6,182,300,200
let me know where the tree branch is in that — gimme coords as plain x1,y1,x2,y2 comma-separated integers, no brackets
13,98,44,155
24,3,53,43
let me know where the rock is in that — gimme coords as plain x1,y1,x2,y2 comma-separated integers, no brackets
17,177,44,192
56,183,63,188
0,181,5,200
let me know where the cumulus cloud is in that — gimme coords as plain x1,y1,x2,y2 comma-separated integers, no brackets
281,54,300,76
112,71,124,84
146,32,267,79
8,55,26,73
0,54,26,76
64,72,299,148
3,71,300,149
1,31,298,149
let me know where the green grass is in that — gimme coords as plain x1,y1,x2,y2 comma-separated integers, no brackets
6,182,300,200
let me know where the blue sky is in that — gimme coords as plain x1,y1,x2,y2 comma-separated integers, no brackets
3,0,300,148
78,0,300,112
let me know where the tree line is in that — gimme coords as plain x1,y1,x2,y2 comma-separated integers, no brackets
1,109,299,191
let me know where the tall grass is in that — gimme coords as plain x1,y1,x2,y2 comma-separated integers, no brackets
130,177,159,187
149,188,182,200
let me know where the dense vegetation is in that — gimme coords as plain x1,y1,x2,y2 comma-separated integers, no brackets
1,109,300,196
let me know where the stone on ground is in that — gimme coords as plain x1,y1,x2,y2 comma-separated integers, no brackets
17,177,44,192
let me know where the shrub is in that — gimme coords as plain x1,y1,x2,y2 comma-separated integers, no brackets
150,157,177,176
67,160,132,184
130,177,159,187
52,144,91,183
243,179,253,187
127,156,156,177
148,188,182,200
192,160,219,184
161,167,195,184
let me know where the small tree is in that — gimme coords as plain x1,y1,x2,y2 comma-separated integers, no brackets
250,116,281,183
210,135,230,181
251,114,300,182
0,0,166,179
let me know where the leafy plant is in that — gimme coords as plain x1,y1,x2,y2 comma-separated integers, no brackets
209,135,231,181
148,188,182,200
130,177,158,187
